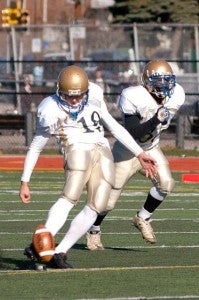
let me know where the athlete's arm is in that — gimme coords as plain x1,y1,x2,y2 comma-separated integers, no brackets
102,107,143,157
124,113,161,139
101,103,157,178
21,134,50,182
20,133,50,204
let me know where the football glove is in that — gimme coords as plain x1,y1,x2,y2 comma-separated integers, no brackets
156,106,170,123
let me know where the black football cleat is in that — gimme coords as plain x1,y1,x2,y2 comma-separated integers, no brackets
50,253,73,269
24,243,38,261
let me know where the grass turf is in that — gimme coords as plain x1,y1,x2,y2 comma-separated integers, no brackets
0,170,199,299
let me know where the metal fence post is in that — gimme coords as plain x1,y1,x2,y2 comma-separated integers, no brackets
25,112,35,146
176,114,185,149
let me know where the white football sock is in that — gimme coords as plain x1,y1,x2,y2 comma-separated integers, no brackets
45,197,74,236
150,186,165,201
55,205,97,254
88,225,101,232
138,207,152,220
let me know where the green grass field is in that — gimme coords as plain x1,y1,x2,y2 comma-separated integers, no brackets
0,170,199,300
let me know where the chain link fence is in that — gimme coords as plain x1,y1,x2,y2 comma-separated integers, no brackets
0,23,198,152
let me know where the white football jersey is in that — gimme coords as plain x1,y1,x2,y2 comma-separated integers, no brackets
21,82,143,182
37,82,109,151
119,83,185,150
36,82,141,154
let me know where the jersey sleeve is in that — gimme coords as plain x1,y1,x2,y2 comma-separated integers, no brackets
124,113,160,140
162,83,186,130
119,86,160,139
119,87,138,115
101,100,143,157
88,81,104,101
36,96,60,134
166,83,185,112
21,134,50,182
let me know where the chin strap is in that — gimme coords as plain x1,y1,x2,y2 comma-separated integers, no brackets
70,98,88,120
69,111,79,120
58,95,88,120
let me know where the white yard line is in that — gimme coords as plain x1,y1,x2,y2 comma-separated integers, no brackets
0,264,199,274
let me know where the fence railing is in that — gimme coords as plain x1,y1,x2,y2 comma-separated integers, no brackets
0,23,199,151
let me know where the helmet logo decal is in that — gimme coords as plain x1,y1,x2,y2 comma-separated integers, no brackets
68,89,82,96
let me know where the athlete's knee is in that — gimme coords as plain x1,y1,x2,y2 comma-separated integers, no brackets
154,176,175,196
159,177,175,193
88,187,119,213
87,202,106,214
61,193,78,205
105,188,121,211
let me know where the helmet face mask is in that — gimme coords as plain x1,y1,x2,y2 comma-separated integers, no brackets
142,60,176,101
59,91,88,108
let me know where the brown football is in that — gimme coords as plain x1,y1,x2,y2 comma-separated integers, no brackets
32,224,55,262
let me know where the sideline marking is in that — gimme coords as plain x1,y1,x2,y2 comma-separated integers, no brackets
182,173,199,183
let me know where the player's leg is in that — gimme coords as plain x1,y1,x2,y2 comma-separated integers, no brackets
132,147,175,243
24,148,92,268
86,162,130,250
45,147,93,236
53,146,114,267
54,146,112,255
86,145,115,250
55,205,98,253
87,143,140,250
24,169,86,267
86,212,106,250
23,178,94,266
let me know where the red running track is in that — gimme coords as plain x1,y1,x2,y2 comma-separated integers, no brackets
0,155,198,172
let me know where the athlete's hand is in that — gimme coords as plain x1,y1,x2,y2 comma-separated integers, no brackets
156,106,170,123
137,151,157,179
19,181,31,204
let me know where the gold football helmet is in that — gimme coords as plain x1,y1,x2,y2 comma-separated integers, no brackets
57,65,89,96
142,60,176,100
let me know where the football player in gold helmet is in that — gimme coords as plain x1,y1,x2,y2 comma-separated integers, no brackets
142,59,176,103
87,60,185,250
20,65,157,268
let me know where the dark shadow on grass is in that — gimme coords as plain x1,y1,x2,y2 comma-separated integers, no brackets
72,244,147,252
0,245,146,271
72,243,88,250
102,246,147,252
0,256,37,270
